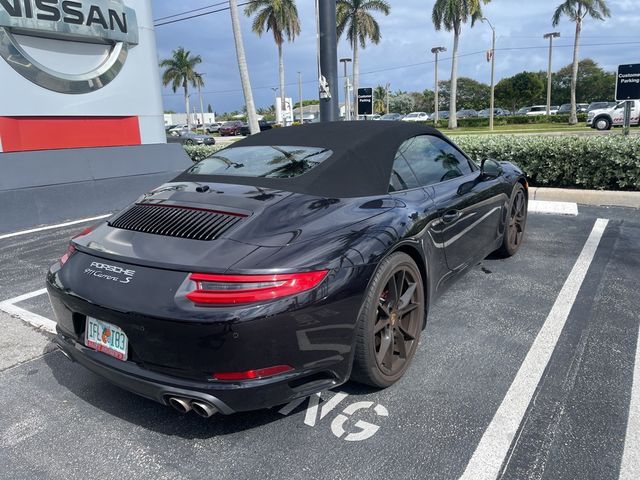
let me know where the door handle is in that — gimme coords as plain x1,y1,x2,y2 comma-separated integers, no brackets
442,210,461,224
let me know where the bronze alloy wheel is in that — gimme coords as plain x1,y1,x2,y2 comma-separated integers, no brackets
351,252,424,387
497,183,528,257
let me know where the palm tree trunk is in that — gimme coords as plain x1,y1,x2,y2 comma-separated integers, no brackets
229,0,259,134
184,82,191,130
569,13,582,125
278,42,286,125
449,24,460,129
352,38,359,119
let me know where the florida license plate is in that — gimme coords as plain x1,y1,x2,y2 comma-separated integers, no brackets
85,317,128,361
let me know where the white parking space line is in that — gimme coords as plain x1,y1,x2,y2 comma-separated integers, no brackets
528,200,579,216
0,288,56,334
620,328,640,480
459,218,609,480
0,214,111,241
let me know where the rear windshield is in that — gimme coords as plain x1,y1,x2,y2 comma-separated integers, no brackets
187,146,333,179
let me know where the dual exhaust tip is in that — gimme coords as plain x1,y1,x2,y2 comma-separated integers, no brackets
168,396,217,418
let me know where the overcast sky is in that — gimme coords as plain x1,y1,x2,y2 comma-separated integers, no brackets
151,0,639,114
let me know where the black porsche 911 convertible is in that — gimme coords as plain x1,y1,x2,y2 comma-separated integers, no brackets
47,121,528,417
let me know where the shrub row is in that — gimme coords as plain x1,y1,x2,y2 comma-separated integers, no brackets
183,134,640,191
454,134,640,191
427,113,588,129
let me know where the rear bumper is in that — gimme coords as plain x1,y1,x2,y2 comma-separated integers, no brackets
54,330,343,413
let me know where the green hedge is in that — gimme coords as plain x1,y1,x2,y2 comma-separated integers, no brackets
183,135,640,191
183,144,225,162
455,135,640,190
427,114,588,129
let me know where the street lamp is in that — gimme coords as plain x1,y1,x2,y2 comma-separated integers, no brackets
482,17,496,131
543,32,561,116
431,46,446,124
339,57,352,120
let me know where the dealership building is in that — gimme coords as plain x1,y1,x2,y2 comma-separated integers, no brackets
0,0,189,233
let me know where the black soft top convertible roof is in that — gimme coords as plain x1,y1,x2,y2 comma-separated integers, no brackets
175,121,446,198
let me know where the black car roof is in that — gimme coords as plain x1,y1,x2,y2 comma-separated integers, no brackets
175,121,446,198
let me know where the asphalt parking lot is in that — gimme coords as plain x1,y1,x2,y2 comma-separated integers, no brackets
0,203,639,480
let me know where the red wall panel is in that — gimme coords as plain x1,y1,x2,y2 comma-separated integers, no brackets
0,116,141,152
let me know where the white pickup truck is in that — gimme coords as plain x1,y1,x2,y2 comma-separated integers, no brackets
587,100,640,130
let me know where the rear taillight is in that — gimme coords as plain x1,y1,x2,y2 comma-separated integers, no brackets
59,244,76,266
186,270,328,305
59,224,98,267
213,365,293,381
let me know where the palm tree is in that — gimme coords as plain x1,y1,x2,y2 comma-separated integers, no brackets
432,0,488,129
553,0,610,125
373,85,387,114
159,47,203,130
245,0,301,126
229,0,260,134
337,0,390,117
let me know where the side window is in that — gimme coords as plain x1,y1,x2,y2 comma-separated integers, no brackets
389,154,420,192
399,135,472,186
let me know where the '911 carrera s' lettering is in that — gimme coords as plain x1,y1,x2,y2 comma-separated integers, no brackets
83,262,135,284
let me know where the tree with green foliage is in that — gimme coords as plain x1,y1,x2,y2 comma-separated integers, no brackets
495,72,545,113
438,77,490,111
552,0,611,124
373,85,387,114
207,104,213,114
244,0,301,125
388,92,414,115
552,59,615,105
159,47,203,130
432,0,489,128
337,0,390,116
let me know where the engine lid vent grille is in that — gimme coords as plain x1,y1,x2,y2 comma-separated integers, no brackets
109,204,245,241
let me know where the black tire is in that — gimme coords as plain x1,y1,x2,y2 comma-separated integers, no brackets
185,139,194,146
594,116,611,131
351,252,425,388
496,183,528,257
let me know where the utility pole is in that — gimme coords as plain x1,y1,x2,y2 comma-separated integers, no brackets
317,0,339,122
482,18,496,130
385,82,390,114
544,32,561,116
298,71,303,123
198,74,206,130
340,58,352,120
431,46,446,124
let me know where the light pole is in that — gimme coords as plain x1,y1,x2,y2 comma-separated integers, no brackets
544,32,561,116
271,87,280,124
385,82,390,114
482,17,496,131
197,74,206,130
340,58,352,120
298,71,303,123
431,46,446,124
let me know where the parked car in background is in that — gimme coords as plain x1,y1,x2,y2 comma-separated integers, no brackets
516,107,531,115
557,103,588,115
380,113,404,121
166,131,216,146
526,105,558,116
205,122,223,134
433,111,450,120
168,124,189,135
240,121,274,136
456,109,479,119
402,112,430,122
219,121,245,136
587,100,640,130
478,108,511,117
587,101,617,112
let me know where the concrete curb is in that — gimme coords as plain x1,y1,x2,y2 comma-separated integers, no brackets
530,187,640,209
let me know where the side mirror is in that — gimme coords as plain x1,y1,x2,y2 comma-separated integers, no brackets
480,158,502,179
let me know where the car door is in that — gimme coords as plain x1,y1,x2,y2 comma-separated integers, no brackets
397,135,506,271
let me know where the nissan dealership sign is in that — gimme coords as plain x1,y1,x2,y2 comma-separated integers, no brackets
0,0,164,152
0,0,139,93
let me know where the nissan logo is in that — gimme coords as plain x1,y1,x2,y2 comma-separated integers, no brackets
0,0,139,94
